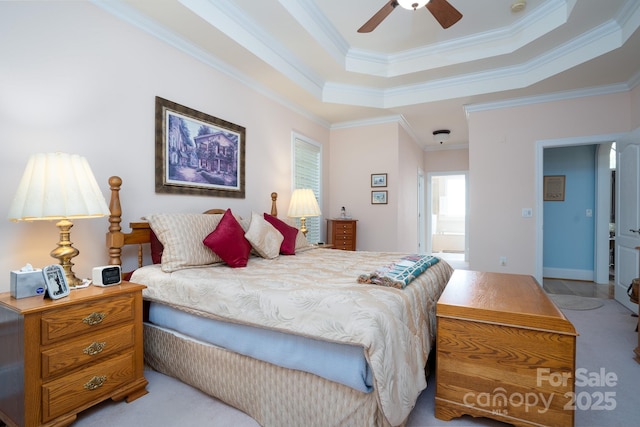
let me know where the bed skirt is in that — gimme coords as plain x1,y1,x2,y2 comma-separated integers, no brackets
144,323,397,427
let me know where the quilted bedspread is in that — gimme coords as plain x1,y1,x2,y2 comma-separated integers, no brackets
132,249,453,426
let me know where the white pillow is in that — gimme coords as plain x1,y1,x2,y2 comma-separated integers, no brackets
244,212,284,259
146,213,224,272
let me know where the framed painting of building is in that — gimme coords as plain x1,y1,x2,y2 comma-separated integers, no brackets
155,96,245,198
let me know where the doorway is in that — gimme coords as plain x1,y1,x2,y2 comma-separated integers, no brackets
536,133,635,311
427,172,468,267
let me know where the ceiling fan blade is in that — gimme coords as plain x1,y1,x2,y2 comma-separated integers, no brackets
358,1,398,33
426,0,463,29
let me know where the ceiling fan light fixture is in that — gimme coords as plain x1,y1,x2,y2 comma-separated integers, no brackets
433,129,451,144
397,0,429,11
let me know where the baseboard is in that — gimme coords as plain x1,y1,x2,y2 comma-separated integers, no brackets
543,267,594,281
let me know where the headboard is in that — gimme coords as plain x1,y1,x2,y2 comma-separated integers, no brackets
105,176,278,270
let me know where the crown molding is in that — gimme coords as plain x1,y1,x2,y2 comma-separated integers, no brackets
464,83,632,115
91,0,331,129
178,0,324,98
94,0,640,121
94,0,640,111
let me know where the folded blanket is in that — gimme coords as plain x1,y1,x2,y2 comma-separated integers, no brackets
357,254,440,289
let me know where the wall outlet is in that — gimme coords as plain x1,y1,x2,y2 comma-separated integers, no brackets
499,256,507,266
522,208,533,218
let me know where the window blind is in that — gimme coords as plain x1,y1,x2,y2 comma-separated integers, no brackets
293,136,321,243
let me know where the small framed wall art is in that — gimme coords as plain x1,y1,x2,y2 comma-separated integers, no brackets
543,175,565,201
371,190,388,205
371,173,387,187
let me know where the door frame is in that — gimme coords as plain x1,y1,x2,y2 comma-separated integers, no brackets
535,132,627,285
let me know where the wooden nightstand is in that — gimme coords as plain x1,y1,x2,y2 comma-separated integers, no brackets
0,281,148,427
326,219,357,251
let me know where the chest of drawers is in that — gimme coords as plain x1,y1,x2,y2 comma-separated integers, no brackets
0,282,148,427
326,219,358,251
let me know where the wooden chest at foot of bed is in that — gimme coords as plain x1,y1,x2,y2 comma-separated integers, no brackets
435,270,577,427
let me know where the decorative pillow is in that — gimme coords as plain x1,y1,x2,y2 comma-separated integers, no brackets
283,218,313,251
146,213,225,272
244,212,284,259
263,213,298,255
203,209,251,268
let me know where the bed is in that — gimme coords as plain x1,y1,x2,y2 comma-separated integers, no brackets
105,176,453,427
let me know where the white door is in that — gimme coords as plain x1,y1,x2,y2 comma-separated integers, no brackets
615,129,640,311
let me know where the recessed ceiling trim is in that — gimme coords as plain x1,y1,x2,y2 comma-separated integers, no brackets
277,0,349,67
464,83,631,115
345,0,574,77
96,0,640,112
91,0,331,129
178,0,325,99
326,16,638,108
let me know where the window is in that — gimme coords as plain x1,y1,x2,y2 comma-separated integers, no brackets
292,133,322,243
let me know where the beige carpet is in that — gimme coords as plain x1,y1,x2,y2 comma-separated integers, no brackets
548,293,604,310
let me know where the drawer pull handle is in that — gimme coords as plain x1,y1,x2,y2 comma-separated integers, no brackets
83,312,106,326
83,341,107,356
84,375,107,390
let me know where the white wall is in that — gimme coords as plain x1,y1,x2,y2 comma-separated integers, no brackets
0,1,329,292
329,122,400,251
467,92,633,275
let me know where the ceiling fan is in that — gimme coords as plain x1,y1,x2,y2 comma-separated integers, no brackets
358,0,463,33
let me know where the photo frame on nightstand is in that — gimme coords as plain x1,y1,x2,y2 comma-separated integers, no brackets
42,264,70,299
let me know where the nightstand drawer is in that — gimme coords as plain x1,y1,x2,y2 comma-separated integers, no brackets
335,224,354,232
335,241,354,250
42,351,135,422
334,233,353,240
41,294,135,345
42,323,135,380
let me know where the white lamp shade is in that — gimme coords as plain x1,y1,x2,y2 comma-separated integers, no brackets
397,0,429,10
287,189,321,218
8,152,110,221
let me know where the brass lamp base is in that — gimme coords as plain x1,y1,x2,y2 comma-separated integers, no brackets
50,219,83,288
299,216,308,236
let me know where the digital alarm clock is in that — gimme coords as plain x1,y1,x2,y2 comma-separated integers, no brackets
92,265,122,286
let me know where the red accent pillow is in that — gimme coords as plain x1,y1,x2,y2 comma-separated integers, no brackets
150,229,164,264
203,209,252,267
263,213,298,255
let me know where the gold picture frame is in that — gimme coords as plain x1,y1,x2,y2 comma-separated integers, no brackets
155,96,245,198
543,175,565,201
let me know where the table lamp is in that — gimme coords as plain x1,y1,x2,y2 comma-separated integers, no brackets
8,152,110,288
287,188,321,236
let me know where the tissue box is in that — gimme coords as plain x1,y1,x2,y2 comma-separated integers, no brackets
10,269,46,299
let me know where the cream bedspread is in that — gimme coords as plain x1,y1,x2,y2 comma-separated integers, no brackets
132,249,453,426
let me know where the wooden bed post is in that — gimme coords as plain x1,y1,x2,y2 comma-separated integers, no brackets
106,176,125,266
271,192,278,217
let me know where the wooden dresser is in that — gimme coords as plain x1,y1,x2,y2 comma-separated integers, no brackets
436,270,577,427
326,219,357,251
0,282,148,427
